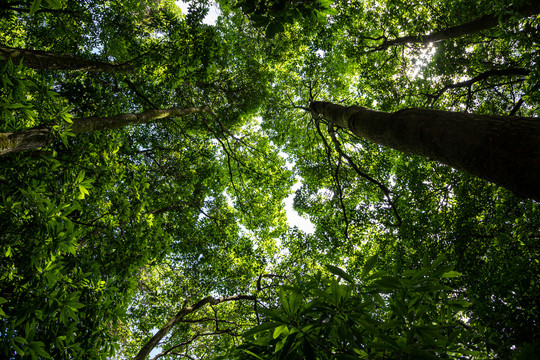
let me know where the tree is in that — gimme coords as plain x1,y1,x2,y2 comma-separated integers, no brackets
309,101,540,201
0,106,209,156
0,45,134,73
364,3,540,51
2,0,540,359
134,294,256,360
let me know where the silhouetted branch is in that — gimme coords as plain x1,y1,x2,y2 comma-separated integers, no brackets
367,5,539,52
427,68,529,106
134,294,256,360
327,125,402,227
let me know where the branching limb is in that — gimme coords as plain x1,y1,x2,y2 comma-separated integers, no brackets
426,68,529,106
124,80,159,109
134,294,256,360
151,329,239,360
509,98,524,116
367,5,539,52
327,125,402,227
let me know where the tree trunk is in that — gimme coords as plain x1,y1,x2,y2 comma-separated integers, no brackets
0,107,208,156
133,294,255,360
0,45,132,73
374,4,540,51
310,101,540,201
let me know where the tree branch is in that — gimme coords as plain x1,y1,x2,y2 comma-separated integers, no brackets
327,125,402,227
0,45,133,73
134,294,256,360
150,329,239,360
369,5,539,51
0,106,208,156
427,68,529,106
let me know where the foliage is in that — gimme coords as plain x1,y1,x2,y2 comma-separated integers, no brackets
1,0,539,359
236,257,482,359
220,0,337,38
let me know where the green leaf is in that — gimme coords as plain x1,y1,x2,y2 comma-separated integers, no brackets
372,276,402,291
45,0,62,9
266,22,285,38
324,8,338,15
243,322,282,337
75,171,85,183
441,271,463,278
431,253,446,268
318,0,333,7
28,341,51,359
325,264,355,283
364,270,388,281
79,184,89,197
361,255,378,279
29,0,41,15
273,324,288,339
12,343,25,356
372,292,385,307
243,350,265,360
14,336,27,344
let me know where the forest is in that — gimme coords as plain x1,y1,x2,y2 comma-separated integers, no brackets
0,0,539,359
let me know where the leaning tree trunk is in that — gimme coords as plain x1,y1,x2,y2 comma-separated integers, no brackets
0,45,133,73
373,4,540,51
0,107,208,156
310,101,540,201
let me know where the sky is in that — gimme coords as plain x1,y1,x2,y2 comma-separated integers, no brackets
173,1,315,234
175,1,220,25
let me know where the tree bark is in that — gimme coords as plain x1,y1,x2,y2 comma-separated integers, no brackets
133,294,256,360
0,45,132,73
0,4,81,15
310,101,540,201
0,107,208,156
373,5,540,51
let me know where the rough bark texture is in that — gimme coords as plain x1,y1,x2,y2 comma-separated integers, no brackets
133,294,256,360
0,45,132,73
375,4,540,50
310,101,540,201
0,107,207,156
0,127,51,156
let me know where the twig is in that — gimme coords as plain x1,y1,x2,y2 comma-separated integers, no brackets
327,125,402,227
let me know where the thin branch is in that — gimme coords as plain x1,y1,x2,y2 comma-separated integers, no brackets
368,5,540,52
151,329,238,360
124,80,159,109
327,125,402,227
427,68,529,106
134,294,256,360
509,98,524,116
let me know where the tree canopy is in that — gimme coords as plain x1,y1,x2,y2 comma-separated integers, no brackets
1,0,539,359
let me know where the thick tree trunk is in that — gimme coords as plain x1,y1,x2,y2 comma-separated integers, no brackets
374,5,540,51
0,107,208,156
0,45,132,73
133,294,255,360
310,101,540,201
